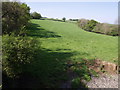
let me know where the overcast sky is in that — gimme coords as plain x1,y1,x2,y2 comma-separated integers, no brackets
25,2,118,24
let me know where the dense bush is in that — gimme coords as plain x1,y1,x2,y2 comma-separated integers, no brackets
78,19,98,31
78,19,118,36
30,12,42,19
2,35,39,78
93,23,118,36
78,19,89,29
2,2,30,35
84,20,98,31
105,24,118,36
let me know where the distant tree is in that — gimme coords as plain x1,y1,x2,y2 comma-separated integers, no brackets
62,17,66,22
30,12,42,19
84,20,98,31
92,23,102,33
72,19,78,21
109,25,118,36
78,19,118,36
78,19,89,29
92,23,118,36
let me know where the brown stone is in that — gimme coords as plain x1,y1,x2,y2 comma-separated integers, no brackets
102,62,118,74
94,67,101,73
88,59,118,74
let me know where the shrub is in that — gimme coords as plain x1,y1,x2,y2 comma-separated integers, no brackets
78,19,118,36
2,35,40,78
101,23,111,34
78,19,89,29
109,25,118,36
78,19,98,31
84,20,98,31
92,23,103,33
93,23,118,36
2,2,30,35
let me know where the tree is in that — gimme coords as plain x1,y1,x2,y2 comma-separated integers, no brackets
92,23,102,33
62,17,66,22
2,2,30,35
84,20,98,31
30,12,42,19
78,19,89,29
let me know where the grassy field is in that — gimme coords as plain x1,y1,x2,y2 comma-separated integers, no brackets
15,19,118,88
28,19,118,63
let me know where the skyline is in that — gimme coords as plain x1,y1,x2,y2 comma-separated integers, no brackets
26,2,118,24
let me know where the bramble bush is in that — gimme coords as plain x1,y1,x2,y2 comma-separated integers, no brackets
2,35,40,78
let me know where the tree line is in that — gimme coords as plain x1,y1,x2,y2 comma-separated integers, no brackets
78,19,118,36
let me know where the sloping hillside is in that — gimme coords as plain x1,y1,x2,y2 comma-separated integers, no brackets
28,19,118,63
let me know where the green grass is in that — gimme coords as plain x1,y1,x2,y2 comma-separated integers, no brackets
24,19,118,87
28,19,118,63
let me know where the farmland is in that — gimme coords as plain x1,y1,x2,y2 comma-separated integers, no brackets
23,19,118,87
28,19,118,63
